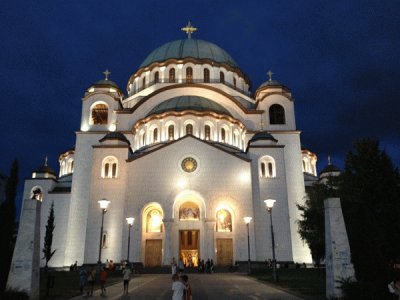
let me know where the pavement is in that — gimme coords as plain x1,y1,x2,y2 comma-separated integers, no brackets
70,273,304,300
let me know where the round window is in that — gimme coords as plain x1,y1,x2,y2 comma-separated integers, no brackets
181,157,198,173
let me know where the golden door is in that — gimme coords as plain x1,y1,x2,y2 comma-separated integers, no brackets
145,239,162,267
216,238,233,266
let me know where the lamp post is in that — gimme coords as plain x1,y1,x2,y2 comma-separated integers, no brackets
243,217,252,274
98,199,110,264
264,199,277,282
126,217,135,263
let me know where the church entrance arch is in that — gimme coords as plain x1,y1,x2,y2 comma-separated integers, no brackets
142,203,164,267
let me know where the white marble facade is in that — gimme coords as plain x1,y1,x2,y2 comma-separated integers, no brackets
20,30,317,268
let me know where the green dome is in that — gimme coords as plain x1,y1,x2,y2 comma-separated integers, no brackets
140,39,238,68
147,96,231,117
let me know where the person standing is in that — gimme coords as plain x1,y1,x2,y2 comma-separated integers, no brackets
86,267,96,296
122,265,132,295
99,267,108,295
79,267,87,294
181,275,192,300
178,258,184,274
171,274,185,300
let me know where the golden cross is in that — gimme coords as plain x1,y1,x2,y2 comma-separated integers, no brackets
44,156,48,166
328,155,331,165
181,21,197,39
103,69,111,80
267,70,274,82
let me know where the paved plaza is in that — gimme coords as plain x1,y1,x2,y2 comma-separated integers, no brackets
70,273,303,300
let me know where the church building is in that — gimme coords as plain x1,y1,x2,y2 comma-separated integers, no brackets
21,23,318,268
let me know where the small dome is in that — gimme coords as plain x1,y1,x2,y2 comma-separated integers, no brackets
147,96,231,117
34,165,56,175
249,131,278,143
99,132,130,145
91,79,121,90
140,39,238,68
320,164,340,174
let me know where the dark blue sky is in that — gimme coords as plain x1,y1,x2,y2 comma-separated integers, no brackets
1,1,399,215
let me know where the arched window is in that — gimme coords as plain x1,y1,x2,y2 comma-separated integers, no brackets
142,77,146,88
91,103,108,125
186,124,193,135
261,162,266,177
102,156,118,178
146,209,163,232
216,209,232,232
179,202,200,220
153,128,158,143
168,125,174,140
30,187,43,201
233,77,237,88
169,68,175,83
186,67,193,83
204,69,210,83
259,156,276,178
220,71,225,83
221,128,226,142
154,71,159,83
204,125,211,140
269,104,286,124
142,132,146,146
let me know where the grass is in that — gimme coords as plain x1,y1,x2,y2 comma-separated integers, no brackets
251,267,326,299
40,269,122,300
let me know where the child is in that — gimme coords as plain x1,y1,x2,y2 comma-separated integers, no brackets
171,273,185,300
181,275,192,300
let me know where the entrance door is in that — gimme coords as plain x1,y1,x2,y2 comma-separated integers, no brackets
179,230,199,267
145,239,162,267
216,238,233,266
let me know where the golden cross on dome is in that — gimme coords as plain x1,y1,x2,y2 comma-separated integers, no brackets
181,21,197,39
267,70,274,82
103,69,111,80
44,156,48,166
328,155,331,165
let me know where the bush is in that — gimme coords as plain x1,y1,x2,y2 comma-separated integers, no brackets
0,288,29,299
340,278,393,300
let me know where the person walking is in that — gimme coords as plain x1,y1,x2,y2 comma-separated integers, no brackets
171,273,185,300
171,257,177,274
178,258,185,274
99,267,108,295
122,265,132,295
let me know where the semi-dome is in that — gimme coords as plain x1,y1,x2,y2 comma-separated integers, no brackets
147,96,231,117
99,132,130,145
140,39,238,68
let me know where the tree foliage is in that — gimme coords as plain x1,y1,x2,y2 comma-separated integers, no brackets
42,202,56,269
0,160,19,291
297,178,337,264
339,139,400,286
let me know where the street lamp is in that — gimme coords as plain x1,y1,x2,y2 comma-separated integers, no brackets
264,199,277,282
98,199,110,264
126,217,135,263
243,217,252,274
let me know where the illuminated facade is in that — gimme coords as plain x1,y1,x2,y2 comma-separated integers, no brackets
21,25,319,268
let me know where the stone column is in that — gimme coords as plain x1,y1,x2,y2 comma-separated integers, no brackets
204,218,216,260
324,198,355,299
7,198,41,299
163,219,174,266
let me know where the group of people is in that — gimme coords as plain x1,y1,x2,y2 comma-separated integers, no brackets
78,261,133,296
172,273,192,300
197,258,214,273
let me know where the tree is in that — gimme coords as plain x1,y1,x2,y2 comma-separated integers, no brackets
0,160,19,291
339,139,400,288
297,177,337,264
42,202,56,269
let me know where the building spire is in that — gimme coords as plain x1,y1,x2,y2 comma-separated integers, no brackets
181,21,197,39
267,70,274,82
103,69,111,80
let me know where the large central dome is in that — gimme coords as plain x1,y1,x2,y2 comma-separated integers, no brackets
140,39,238,68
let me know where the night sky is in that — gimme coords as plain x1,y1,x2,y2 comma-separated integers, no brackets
1,1,399,215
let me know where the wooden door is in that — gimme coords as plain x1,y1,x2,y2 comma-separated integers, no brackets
145,239,162,267
216,238,233,266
